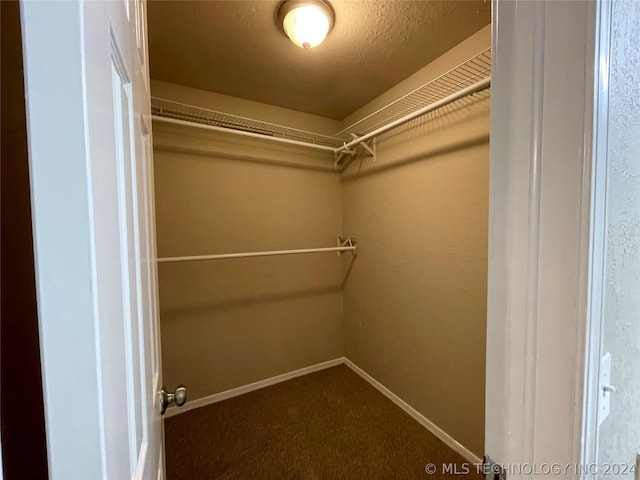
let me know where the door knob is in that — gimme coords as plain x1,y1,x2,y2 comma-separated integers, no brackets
160,385,187,415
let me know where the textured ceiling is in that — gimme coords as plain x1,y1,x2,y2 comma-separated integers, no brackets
147,0,490,120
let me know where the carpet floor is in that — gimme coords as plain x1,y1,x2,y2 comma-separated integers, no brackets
165,365,482,479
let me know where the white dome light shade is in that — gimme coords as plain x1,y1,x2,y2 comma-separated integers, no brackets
280,1,333,49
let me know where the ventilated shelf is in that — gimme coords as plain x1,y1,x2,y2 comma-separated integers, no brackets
151,97,344,149
335,48,492,140
151,48,491,155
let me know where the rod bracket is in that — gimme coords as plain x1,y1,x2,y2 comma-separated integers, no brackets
334,143,357,169
350,134,376,162
337,235,357,256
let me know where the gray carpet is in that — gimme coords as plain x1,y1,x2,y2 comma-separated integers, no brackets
165,365,481,479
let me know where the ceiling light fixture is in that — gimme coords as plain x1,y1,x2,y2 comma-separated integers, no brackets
278,0,334,49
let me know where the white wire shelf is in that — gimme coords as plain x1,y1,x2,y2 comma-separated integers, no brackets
151,48,491,159
335,48,492,140
151,97,344,149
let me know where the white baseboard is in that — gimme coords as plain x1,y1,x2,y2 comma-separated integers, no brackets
343,358,483,466
164,356,481,466
163,357,344,418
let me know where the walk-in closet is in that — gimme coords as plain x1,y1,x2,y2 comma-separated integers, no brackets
148,2,490,478
17,0,633,477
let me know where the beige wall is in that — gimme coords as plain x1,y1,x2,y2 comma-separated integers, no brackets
154,122,343,399
338,25,490,458
340,93,489,458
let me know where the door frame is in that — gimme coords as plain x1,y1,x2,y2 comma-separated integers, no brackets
486,0,600,476
17,0,611,477
581,0,613,471
21,2,109,476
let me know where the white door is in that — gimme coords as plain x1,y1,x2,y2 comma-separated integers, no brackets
20,0,166,478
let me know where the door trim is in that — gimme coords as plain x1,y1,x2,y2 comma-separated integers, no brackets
581,0,619,473
20,1,107,476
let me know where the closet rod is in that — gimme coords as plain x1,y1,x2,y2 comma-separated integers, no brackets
151,76,490,156
158,245,357,264
335,76,491,154
151,115,337,153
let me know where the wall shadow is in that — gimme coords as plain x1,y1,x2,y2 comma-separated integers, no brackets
160,285,343,319
340,133,489,181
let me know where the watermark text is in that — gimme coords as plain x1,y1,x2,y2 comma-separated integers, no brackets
424,462,637,476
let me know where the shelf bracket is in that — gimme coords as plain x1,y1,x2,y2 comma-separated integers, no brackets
350,134,376,162
336,235,357,256
334,144,357,169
